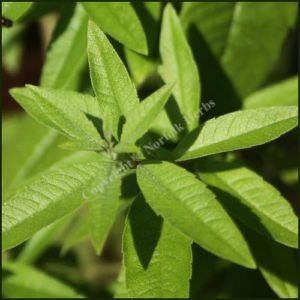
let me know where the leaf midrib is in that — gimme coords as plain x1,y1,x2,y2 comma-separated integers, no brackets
139,165,250,264
211,171,297,238
179,115,297,160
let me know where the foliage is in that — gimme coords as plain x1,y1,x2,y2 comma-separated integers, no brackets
2,1,298,298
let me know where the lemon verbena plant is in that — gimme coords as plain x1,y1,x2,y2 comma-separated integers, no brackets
2,1,299,298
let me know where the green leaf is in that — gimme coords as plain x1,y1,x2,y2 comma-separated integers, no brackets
120,84,173,145
2,155,107,250
113,267,129,298
62,212,90,254
87,163,121,254
40,4,88,90
2,262,83,298
87,21,139,139
17,217,68,264
181,2,297,97
123,194,192,298
241,226,298,298
2,114,69,194
2,2,32,21
82,2,148,55
173,106,298,161
244,77,298,109
10,85,105,148
136,161,255,268
159,4,200,132
124,49,157,87
124,2,161,86
198,159,298,248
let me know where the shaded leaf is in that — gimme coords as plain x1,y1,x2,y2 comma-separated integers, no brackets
241,227,298,298
181,2,297,97
244,77,298,109
123,194,192,297
198,159,298,248
40,4,88,90
82,2,148,54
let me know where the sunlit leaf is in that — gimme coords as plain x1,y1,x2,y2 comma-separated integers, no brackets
137,161,255,268
173,107,298,161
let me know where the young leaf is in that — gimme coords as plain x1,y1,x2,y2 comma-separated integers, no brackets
244,77,298,109
136,161,255,268
123,194,192,298
2,262,83,298
181,2,298,97
198,159,298,248
2,2,32,21
87,21,139,139
120,84,173,145
82,2,148,55
2,156,107,250
173,106,298,161
40,4,88,90
87,163,121,254
159,4,200,131
10,85,105,148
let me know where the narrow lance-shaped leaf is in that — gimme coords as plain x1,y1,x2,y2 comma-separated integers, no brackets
173,106,298,161
87,21,139,139
180,2,297,97
241,227,298,299
2,2,32,21
2,156,107,250
123,194,192,298
124,2,161,87
40,4,88,90
244,76,298,109
3,262,83,298
86,163,121,254
2,115,68,194
120,84,173,145
159,4,200,132
10,85,105,148
82,2,148,55
137,161,255,268
197,159,298,248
